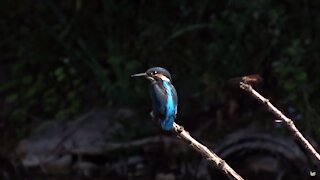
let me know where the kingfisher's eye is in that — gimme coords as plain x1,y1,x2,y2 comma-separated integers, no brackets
151,71,157,75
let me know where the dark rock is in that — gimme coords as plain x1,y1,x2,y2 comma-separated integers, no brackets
15,109,126,169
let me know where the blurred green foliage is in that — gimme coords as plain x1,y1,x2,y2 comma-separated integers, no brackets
1,0,320,139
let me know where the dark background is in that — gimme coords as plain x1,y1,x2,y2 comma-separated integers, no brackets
1,0,320,179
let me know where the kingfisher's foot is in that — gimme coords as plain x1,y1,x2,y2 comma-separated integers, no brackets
175,124,184,133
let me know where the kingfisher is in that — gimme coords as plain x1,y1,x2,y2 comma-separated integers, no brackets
131,67,178,131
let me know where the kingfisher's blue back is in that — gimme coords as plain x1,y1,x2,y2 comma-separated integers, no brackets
149,80,178,130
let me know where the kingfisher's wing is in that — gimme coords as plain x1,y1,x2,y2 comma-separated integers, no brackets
149,82,167,118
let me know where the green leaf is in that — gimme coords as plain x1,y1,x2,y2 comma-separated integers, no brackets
6,94,18,103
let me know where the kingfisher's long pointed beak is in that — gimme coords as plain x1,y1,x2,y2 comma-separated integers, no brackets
131,72,147,78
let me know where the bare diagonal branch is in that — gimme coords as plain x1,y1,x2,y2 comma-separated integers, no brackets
173,122,244,180
239,82,320,162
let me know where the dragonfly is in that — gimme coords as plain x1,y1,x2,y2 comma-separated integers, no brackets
229,74,263,85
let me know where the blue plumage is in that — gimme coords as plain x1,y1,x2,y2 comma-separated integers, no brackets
161,81,176,130
132,67,178,131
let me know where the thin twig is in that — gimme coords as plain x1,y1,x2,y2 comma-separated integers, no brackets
239,82,320,162
172,122,244,180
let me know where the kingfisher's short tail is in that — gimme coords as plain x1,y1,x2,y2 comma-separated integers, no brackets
161,118,174,131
